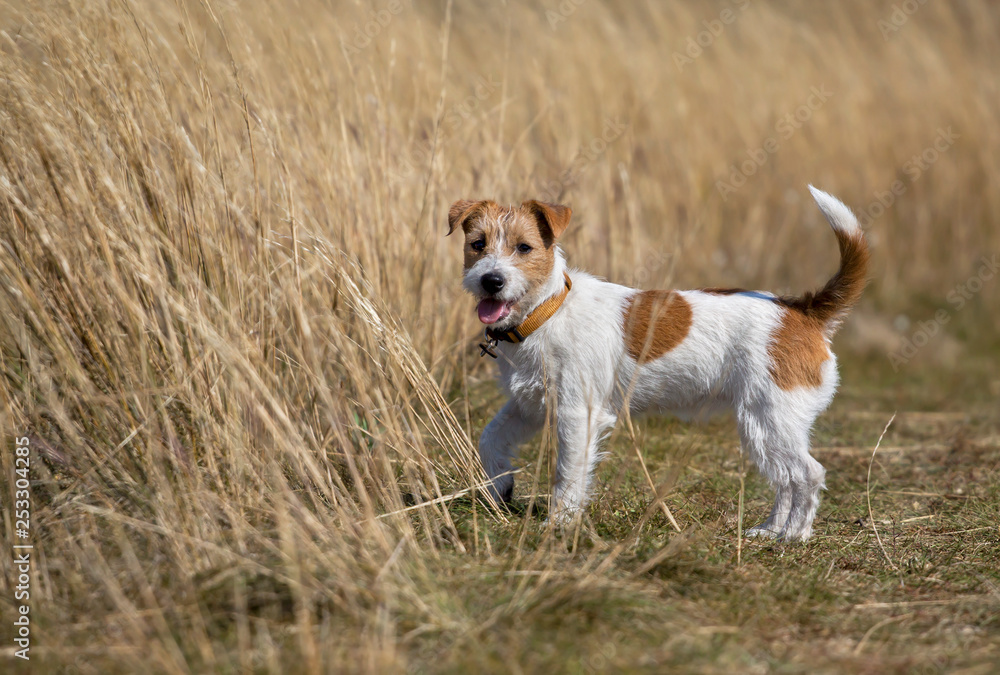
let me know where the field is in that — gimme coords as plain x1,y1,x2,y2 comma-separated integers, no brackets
1,0,998,672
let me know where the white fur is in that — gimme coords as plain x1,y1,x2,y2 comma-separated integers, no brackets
809,185,859,234
477,191,858,541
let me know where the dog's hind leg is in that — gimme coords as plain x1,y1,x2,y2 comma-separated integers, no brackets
479,400,542,504
780,439,826,541
739,402,826,541
737,409,792,539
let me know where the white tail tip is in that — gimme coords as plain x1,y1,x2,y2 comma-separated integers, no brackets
808,185,860,234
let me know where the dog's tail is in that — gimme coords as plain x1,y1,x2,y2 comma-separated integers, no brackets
781,186,869,336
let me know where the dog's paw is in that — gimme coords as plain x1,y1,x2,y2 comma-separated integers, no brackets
745,523,782,539
775,526,813,543
746,522,814,542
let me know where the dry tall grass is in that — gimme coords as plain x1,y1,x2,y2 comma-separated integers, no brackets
1,0,998,672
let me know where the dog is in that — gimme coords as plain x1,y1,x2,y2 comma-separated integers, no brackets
448,187,868,541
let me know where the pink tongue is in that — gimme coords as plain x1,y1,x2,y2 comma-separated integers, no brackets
477,298,510,324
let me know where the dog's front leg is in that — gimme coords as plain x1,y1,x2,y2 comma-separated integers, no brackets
551,404,616,523
479,400,542,504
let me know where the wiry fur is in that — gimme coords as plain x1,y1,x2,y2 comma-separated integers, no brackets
452,188,868,541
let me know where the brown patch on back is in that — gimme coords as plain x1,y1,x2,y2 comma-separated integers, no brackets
768,308,830,390
699,287,749,295
622,291,692,363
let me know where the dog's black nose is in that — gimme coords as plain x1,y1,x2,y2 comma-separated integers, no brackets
481,272,505,294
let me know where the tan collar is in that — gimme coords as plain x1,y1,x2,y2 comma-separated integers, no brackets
479,273,572,358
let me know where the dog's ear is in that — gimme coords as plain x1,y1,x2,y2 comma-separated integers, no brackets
522,200,572,247
447,199,483,236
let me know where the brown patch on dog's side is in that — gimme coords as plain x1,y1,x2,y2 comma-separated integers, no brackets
622,291,692,363
768,308,830,390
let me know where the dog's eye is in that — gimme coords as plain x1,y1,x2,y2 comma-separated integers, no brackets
517,243,532,254
471,239,485,252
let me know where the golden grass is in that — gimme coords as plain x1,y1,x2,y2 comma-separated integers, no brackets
1,0,998,672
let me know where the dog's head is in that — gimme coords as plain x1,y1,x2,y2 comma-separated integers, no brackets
447,199,571,329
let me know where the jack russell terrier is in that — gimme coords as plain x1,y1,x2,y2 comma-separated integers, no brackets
448,187,868,541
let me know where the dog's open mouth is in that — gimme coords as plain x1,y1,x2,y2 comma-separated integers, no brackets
477,298,513,324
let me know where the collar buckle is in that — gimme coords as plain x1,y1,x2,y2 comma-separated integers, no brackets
479,334,500,359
